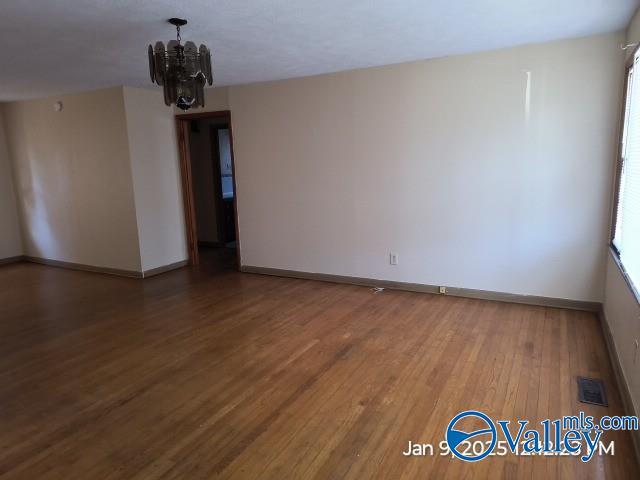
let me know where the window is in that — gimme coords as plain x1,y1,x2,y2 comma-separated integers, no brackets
612,53,640,295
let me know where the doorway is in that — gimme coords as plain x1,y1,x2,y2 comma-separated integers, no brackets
175,110,240,269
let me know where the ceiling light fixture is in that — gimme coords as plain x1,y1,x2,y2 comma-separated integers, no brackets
148,18,213,110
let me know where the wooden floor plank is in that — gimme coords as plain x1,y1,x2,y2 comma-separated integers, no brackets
0,250,637,479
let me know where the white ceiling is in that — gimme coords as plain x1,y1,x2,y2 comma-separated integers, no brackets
1,0,638,100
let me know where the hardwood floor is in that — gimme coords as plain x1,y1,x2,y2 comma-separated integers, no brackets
0,253,638,479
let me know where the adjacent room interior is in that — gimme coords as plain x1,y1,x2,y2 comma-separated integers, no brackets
181,111,238,270
1,1,640,478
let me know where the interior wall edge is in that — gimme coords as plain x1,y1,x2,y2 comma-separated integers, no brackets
123,86,189,272
120,86,146,271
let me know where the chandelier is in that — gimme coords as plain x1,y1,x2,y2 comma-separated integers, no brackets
148,18,213,110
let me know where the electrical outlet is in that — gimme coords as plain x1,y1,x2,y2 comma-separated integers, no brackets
389,253,398,265
439,286,446,294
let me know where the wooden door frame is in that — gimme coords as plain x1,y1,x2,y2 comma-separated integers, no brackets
175,110,241,268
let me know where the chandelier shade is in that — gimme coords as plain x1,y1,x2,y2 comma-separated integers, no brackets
148,18,213,110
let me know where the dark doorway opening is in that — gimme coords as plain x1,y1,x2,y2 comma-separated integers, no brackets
175,111,240,269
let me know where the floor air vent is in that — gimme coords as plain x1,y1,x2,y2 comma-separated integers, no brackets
577,377,608,407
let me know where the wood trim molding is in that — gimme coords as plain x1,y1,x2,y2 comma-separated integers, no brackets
175,118,200,266
142,260,189,278
599,307,640,464
240,265,602,312
0,255,24,266
23,256,143,278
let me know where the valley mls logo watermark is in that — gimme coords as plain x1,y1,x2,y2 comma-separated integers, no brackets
403,409,639,462
442,409,638,463
446,410,497,461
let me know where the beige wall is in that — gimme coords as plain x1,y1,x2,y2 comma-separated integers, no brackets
228,32,624,301
2,86,188,274
123,87,187,272
2,87,142,271
0,111,22,259
0,32,629,306
603,8,640,419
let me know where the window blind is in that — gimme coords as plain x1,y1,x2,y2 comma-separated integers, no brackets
613,54,640,293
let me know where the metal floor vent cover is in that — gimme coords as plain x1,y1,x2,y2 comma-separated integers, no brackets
577,377,608,407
